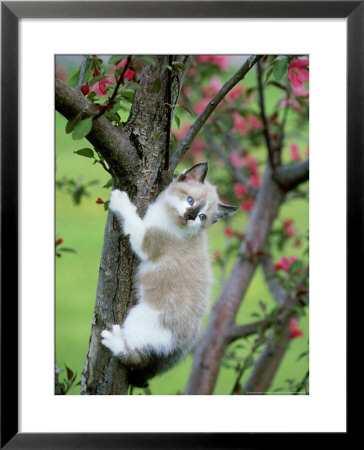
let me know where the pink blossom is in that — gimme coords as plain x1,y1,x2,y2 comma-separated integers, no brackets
246,155,258,173
194,98,210,115
191,139,204,155
227,85,244,102
116,58,127,70
248,173,260,189
196,55,230,70
224,227,234,237
232,112,249,137
203,76,222,97
214,249,221,261
234,182,248,198
240,198,254,211
290,143,302,161
279,97,302,113
289,318,304,339
230,151,245,169
247,115,263,130
55,63,68,82
283,219,296,238
292,83,309,97
93,78,114,97
274,256,298,272
212,56,230,70
287,58,309,89
173,123,190,141
124,69,136,81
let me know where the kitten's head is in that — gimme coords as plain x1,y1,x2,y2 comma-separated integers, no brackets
165,162,237,233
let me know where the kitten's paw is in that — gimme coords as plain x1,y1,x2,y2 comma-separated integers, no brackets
101,325,126,356
109,190,136,216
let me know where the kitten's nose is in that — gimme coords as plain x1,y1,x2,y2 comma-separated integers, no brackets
184,208,198,220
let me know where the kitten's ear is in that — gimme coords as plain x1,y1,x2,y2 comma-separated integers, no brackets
211,202,238,224
175,162,208,183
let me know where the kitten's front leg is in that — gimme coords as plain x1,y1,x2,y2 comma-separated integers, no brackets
109,190,147,260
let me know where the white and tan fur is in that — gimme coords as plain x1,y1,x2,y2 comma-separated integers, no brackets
101,163,237,387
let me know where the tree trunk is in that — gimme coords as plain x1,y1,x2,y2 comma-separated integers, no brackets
77,56,190,394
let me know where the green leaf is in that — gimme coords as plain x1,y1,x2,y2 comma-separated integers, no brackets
103,178,113,189
172,61,186,70
153,77,161,93
125,81,140,91
273,58,288,81
177,103,193,115
296,351,309,362
74,147,94,158
289,260,304,273
155,131,165,142
120,89,135,103
139,56,156,66
264,66,274,83
72,117,93,140
68,68,81,87
59,248,77,254
89,75,107,86
166,65,172,71
65,112,83,134
104,200,109,211
108,55,126,66
174,114,181,129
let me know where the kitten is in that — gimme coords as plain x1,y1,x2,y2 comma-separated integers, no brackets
101,162,237,387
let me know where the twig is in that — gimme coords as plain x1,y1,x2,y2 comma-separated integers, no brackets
293,370,309,395
230,336,266,395
261,249,287,304
93,55,133,120
77,55,88,89
180,91,256,197
170,55,262,171
257,59,277,170
228,319,270,343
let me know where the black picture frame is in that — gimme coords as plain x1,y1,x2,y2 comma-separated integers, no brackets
1,1,358,447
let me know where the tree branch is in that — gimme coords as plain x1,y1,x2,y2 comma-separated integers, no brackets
228,319,270,343
273,159,309,191
184,166,285,395
257,59,279,170
55,77,139,183
240,269,309,394
170,55,262,171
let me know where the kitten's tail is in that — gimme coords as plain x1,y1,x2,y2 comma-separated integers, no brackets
127,348,186,389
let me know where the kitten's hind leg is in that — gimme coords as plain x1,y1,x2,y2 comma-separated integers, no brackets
109,190,147,260
101,325,126,356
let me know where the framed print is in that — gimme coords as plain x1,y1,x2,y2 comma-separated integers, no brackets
1,1,359,447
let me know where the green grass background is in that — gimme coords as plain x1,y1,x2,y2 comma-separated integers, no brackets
56,61,309,395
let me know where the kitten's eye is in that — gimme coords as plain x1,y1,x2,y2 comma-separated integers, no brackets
187,196,194,206
199,214,206,221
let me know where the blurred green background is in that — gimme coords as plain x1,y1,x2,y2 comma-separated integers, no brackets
56,56,309,395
